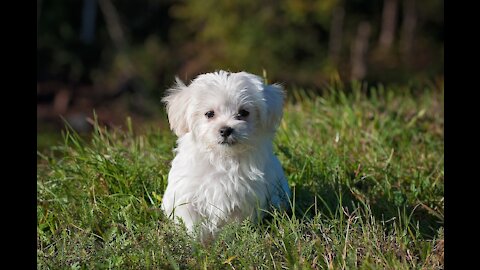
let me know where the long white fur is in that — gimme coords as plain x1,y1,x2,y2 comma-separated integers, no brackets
161,70,291,241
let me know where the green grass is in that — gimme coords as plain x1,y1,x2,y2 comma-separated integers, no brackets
37,83,444,269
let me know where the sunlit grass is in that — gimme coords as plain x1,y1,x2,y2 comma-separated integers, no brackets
37,83,444,269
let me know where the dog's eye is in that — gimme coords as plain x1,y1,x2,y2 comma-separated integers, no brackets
236,109,249,119
205,111,215,119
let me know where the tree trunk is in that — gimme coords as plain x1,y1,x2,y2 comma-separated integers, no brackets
98,0,128,52
379,0,399,51
400,0,417,61
80,0,98,44
328,6,345,66
351,22,371,81
98,0,136,79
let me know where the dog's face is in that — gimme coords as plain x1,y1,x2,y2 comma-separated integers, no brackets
163,71,284,153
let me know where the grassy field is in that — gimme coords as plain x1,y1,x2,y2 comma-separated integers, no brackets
37,82,444,269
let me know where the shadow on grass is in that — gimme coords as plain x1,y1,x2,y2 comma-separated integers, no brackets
292,183,441,237
277,153,443,239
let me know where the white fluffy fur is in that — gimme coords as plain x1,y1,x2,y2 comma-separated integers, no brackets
161,70,291,241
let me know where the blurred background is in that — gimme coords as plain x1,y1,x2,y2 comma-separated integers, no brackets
37,0,443,138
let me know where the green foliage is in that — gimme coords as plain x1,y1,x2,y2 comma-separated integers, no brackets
38,0,443,96
37,84,443,268
171,0,336,79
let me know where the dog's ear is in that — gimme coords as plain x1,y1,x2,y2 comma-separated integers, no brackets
262,83,285,132
162,77,192,137
238,72,284,132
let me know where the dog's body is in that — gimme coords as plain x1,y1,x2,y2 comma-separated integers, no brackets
161,71,291,240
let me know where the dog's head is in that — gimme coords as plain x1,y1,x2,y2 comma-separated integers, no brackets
162,70,284,153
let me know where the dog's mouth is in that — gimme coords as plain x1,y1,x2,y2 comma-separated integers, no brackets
220,142,233,146
219,138,237,146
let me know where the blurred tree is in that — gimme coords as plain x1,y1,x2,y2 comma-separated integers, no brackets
378,0,399,52
328,4,345,67
400,0,416,61
351,21,372,81
170,0,347,87
80,0,98,45
37,0,443,96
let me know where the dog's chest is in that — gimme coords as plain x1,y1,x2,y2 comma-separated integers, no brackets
191,164,269,218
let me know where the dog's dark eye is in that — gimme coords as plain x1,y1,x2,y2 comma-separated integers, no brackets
205,110,215,119
236,109,249,119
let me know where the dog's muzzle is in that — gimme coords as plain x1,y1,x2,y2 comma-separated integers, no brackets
219,126,236,145
219,126,234,138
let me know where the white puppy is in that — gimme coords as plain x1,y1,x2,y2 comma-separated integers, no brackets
161,70,291,241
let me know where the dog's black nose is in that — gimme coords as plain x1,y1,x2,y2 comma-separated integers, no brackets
219,126,234,137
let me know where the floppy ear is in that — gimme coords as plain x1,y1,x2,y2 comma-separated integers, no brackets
237,72,284,132
162,78,192,137
262,83,285,132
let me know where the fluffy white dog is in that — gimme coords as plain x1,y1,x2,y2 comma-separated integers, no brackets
161,70,291,241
